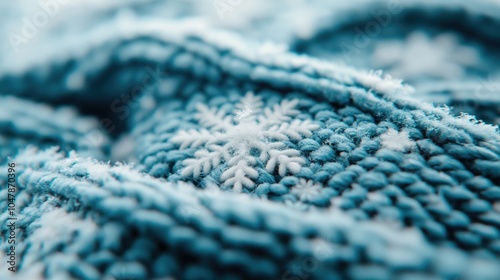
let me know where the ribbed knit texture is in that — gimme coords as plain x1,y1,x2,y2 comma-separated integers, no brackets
1,1,500,280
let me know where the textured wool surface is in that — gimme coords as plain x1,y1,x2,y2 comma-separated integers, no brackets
1,1,500,280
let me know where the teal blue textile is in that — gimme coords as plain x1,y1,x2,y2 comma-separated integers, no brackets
1,1,500,280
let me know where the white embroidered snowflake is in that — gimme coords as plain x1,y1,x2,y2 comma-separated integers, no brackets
291,179,323,202
373,31,480,80
171,92,319,191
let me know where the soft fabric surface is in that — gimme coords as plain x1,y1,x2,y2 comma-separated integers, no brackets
1,1,500,279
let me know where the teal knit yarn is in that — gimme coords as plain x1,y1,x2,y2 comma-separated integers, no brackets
0,3,500,280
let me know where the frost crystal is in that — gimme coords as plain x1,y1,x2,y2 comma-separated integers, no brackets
171,92,319,191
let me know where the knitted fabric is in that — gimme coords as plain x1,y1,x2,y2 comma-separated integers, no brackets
288,0,500,126
1,1,500,280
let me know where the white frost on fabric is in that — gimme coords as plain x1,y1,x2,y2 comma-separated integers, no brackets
380,128,415,152
30,208,97,244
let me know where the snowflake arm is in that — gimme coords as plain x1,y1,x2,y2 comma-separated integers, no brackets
260,99,300,124
220,159,259,192
195,103,232,131
266,149,304,176
287,119,320,139
257,142,285,162
235,92,263,118
180,145,231,178
264,119,319,141
170,129,223,149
